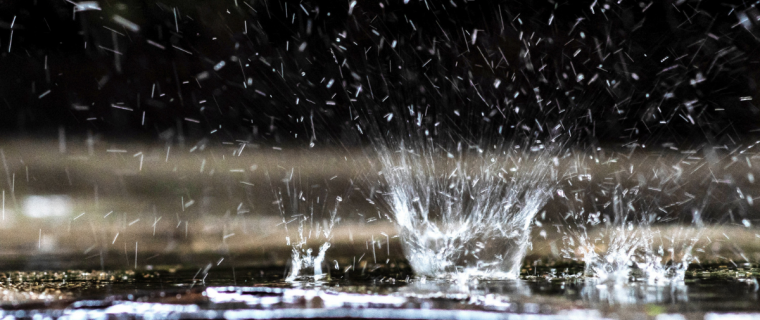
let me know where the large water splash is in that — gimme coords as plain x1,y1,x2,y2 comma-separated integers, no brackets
375,138,558,280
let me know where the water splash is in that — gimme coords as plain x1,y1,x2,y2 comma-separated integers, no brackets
578,226,697,284
578,225,646,284
268,169,344,282
287,236,332,282
636,227,699,284
559,151,704,284
375,137,558,280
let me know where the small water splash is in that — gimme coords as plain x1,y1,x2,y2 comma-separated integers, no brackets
578,226,697,284
578,225,646,284
560,151,704,285
636,227,699,285
375,137,558,280
288,242,332,282
268,169,345,282
575,218,700,285
283,201,340,282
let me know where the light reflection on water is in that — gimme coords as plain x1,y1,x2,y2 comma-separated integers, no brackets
580,281,688,305
206,285,604,319
0,267,756,319
0,280,755,320
221,308,605,320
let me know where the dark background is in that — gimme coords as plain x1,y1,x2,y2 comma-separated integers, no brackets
0,0,758,148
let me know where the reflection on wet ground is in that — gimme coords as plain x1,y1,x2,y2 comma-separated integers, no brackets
0,265,756,319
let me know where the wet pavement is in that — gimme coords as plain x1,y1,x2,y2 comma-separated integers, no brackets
0,264,756,320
